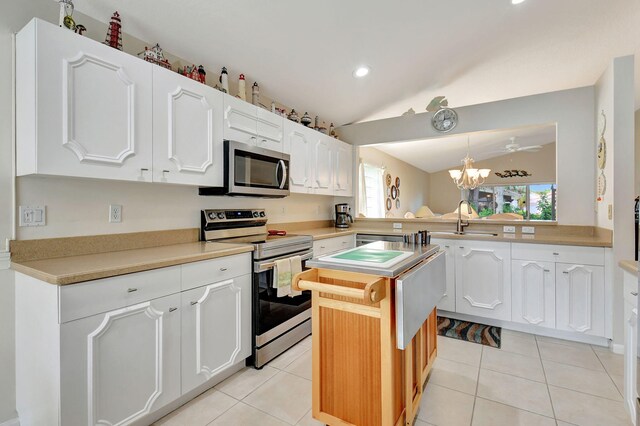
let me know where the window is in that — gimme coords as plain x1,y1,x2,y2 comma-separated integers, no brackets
468,184,557,221
360,163,385,218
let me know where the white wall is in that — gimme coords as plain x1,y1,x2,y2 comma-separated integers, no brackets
595,56,636,346
338,87,595,226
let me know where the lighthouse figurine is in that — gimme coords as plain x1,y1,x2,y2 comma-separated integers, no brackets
104,11,123,50
252,82,260,106
238,74,246,101
219,67,229,94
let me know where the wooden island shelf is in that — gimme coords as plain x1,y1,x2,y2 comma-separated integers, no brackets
293,266,439,426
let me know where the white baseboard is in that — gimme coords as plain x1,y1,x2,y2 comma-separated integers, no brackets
0,417,20,426
612,343,624,355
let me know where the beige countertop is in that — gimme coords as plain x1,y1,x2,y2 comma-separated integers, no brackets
296,227,612,247
620,260,639,275
12,242,253,285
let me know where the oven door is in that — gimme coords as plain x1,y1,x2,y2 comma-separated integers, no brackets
227,140,290,197
253,250,312,348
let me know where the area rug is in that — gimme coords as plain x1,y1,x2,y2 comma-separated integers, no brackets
437,316,501,348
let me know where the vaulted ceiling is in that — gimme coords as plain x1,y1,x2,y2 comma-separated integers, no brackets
74,0,640,126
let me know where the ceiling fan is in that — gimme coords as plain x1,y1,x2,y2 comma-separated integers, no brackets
492,137,542,154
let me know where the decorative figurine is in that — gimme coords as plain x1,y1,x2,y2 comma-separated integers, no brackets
219,67,229,93
252,82,260,106
287,109,299,122
329,123,336,136
271,101,276,113
57,0,74,29
177,64,206,84
74,24,87,35
318,121,328,134
104,11,123,50
238,74,246,101
138,44,172,69
314,116,319,130
301,112,312,127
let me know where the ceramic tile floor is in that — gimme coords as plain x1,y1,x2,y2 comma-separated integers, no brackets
154,330,631,426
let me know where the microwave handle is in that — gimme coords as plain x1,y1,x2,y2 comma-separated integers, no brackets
277,159,288,189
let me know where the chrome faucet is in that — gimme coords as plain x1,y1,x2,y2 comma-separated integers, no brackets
456,199,471,234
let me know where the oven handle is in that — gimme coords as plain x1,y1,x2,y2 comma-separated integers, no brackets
254,251,313,273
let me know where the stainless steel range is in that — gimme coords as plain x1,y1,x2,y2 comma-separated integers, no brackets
201,209,313,368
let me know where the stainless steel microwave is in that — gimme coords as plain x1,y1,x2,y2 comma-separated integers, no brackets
199,140,290,198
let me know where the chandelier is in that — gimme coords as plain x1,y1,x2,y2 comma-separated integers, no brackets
448,139,490,190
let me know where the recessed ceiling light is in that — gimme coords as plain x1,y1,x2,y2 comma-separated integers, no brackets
512,0,526,4
353,66,370,78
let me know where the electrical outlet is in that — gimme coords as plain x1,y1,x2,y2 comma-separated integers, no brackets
393,223,403,229
522,226,535,234
19,205,46,227
109,204,122,223
608,204,613,220
503,226,516,233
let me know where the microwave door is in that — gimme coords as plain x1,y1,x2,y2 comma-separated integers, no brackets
227,142,290,197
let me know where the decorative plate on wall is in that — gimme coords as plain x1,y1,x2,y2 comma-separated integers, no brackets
396,188,400,198
396,199,400,209
395,177,400,188
386,198,392,211
391,185,398,200
385,173,392,187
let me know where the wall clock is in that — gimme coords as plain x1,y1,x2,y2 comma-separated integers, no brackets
432,107,458,133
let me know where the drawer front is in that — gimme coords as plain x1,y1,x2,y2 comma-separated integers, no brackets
181,253,251,291
512,243,604,265
313,235,355,257
59,266,181,323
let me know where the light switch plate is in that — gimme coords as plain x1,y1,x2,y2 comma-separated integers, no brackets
19,205,46,227
522,226,535,234
393,223,403,229
503,225,516,233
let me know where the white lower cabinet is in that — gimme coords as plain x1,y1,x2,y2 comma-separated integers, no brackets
623,267,638,422
181,274,251,394
313,234,356,257
555,263,605,336
511,260,556,328
455,241,511,321
431,239,455,312
60,293,181,426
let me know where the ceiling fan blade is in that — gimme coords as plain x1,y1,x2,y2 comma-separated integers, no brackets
516,145,543,152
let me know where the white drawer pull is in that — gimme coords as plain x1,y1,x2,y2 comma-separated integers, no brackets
127,288,138,293
220,267,228,272
169,307,178,312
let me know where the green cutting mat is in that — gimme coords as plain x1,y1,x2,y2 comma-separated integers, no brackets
330,248,406,264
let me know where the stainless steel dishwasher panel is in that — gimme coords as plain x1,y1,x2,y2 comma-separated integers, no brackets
395,250,446,350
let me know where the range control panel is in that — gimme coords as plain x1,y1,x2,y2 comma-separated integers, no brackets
202,209,267,223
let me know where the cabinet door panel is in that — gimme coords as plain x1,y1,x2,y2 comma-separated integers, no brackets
60,294,181,426
431,239,455,312
256,108,284,152
34,20,153,181
556,264,605,336
455,242,511,321
284,121,313,193
152,66,223,185
512,260,555,328
334,140,353,196
313,136,333,195
181,275,251,393
223,94,258,145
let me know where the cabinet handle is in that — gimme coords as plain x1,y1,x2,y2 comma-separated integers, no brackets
320,246,326,249
444,245,450,248
169,307,178,312
632,292,638,296
190,301,198,306
140,168,149,172
563,271,569,274
127,288,138,293
544,269,550,272
220,267,228,272
342,241,348,244
262,139,267,144
552,252,560,256
162,169,170,175
459,246,465,249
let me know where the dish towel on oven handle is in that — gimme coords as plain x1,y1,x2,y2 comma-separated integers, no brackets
289,255,302,297
274,257,292,297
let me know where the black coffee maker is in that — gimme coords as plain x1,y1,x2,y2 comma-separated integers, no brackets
335,203,353,229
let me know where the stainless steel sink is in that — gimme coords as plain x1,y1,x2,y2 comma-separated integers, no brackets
431,231,499,237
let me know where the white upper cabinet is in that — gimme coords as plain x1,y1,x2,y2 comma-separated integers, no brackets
556,263,605,336
284,120,315,194
512,260,556,328
16,19,153,182
256,108,284,152
455,241,511,321
223,94,284,151
333,139,353,197
313,135,334,195
152,66,224,186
